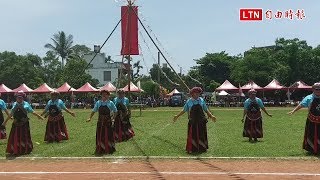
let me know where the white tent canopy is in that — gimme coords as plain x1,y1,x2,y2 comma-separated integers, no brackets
218,90,229,96
167,88,180,96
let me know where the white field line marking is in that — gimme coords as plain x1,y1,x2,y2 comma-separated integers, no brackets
0,156,317,160
0,171,320,176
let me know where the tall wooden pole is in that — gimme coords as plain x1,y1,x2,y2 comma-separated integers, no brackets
158,51,161,83
127,0,133,94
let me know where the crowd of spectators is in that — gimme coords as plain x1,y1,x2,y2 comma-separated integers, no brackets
1,91,308,109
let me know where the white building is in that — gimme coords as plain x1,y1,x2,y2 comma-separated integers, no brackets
83,52,124,86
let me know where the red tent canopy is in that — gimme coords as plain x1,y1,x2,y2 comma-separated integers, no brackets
289,81,312,90
122,82,143,92
33,83,54,93
99,82,116,92
76,82,98,93
241,81,263,90
216,80,238,91
264,79,286,90
56,82,76,93
0,84,12,93
12,83,33,93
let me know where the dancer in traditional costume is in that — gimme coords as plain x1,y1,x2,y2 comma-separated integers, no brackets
3,91,44,156
41,90,75,143
113,89,134,142
288,83,320,154
173,87,216,154
0,93,10,140
87,90,117,154
242,89,272,142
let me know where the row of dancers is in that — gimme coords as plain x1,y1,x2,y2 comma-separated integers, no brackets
0,89,134,156
1,83,320,156
174,84,320,155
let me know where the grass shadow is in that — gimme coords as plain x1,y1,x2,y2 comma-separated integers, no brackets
135,127,182,151
304,151,320,158
5,154,17,160
131,139,165,180
241,139,264,143
197,158,246,180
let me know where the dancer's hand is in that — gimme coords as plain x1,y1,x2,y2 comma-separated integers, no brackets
287,111,294,115
86,117,92,122
267,113,273,117
2,117,11,126
173,115,179,123
209,115,216,122
70,112,76,117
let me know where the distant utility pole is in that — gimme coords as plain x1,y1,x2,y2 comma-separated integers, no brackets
158,51,160,83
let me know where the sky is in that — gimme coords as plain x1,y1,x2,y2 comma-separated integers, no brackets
0,0,319,75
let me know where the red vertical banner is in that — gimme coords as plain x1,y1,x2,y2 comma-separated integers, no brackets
121,6,139,55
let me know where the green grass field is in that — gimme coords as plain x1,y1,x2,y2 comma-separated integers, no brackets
0,107,311,157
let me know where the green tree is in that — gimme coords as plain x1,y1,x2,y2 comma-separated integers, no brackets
273,38,314,85
60,57,99,89
42,51,62,87
69,44,92,59
207,80,221,91
0,51,44,88
149,64,180,91
230,38,317,87
190,51,238,90
231,48,276,86
299,45,320,84
140,79,160,97
44,31,73,67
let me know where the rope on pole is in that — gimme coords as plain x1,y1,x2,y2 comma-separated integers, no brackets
129,6,190,91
